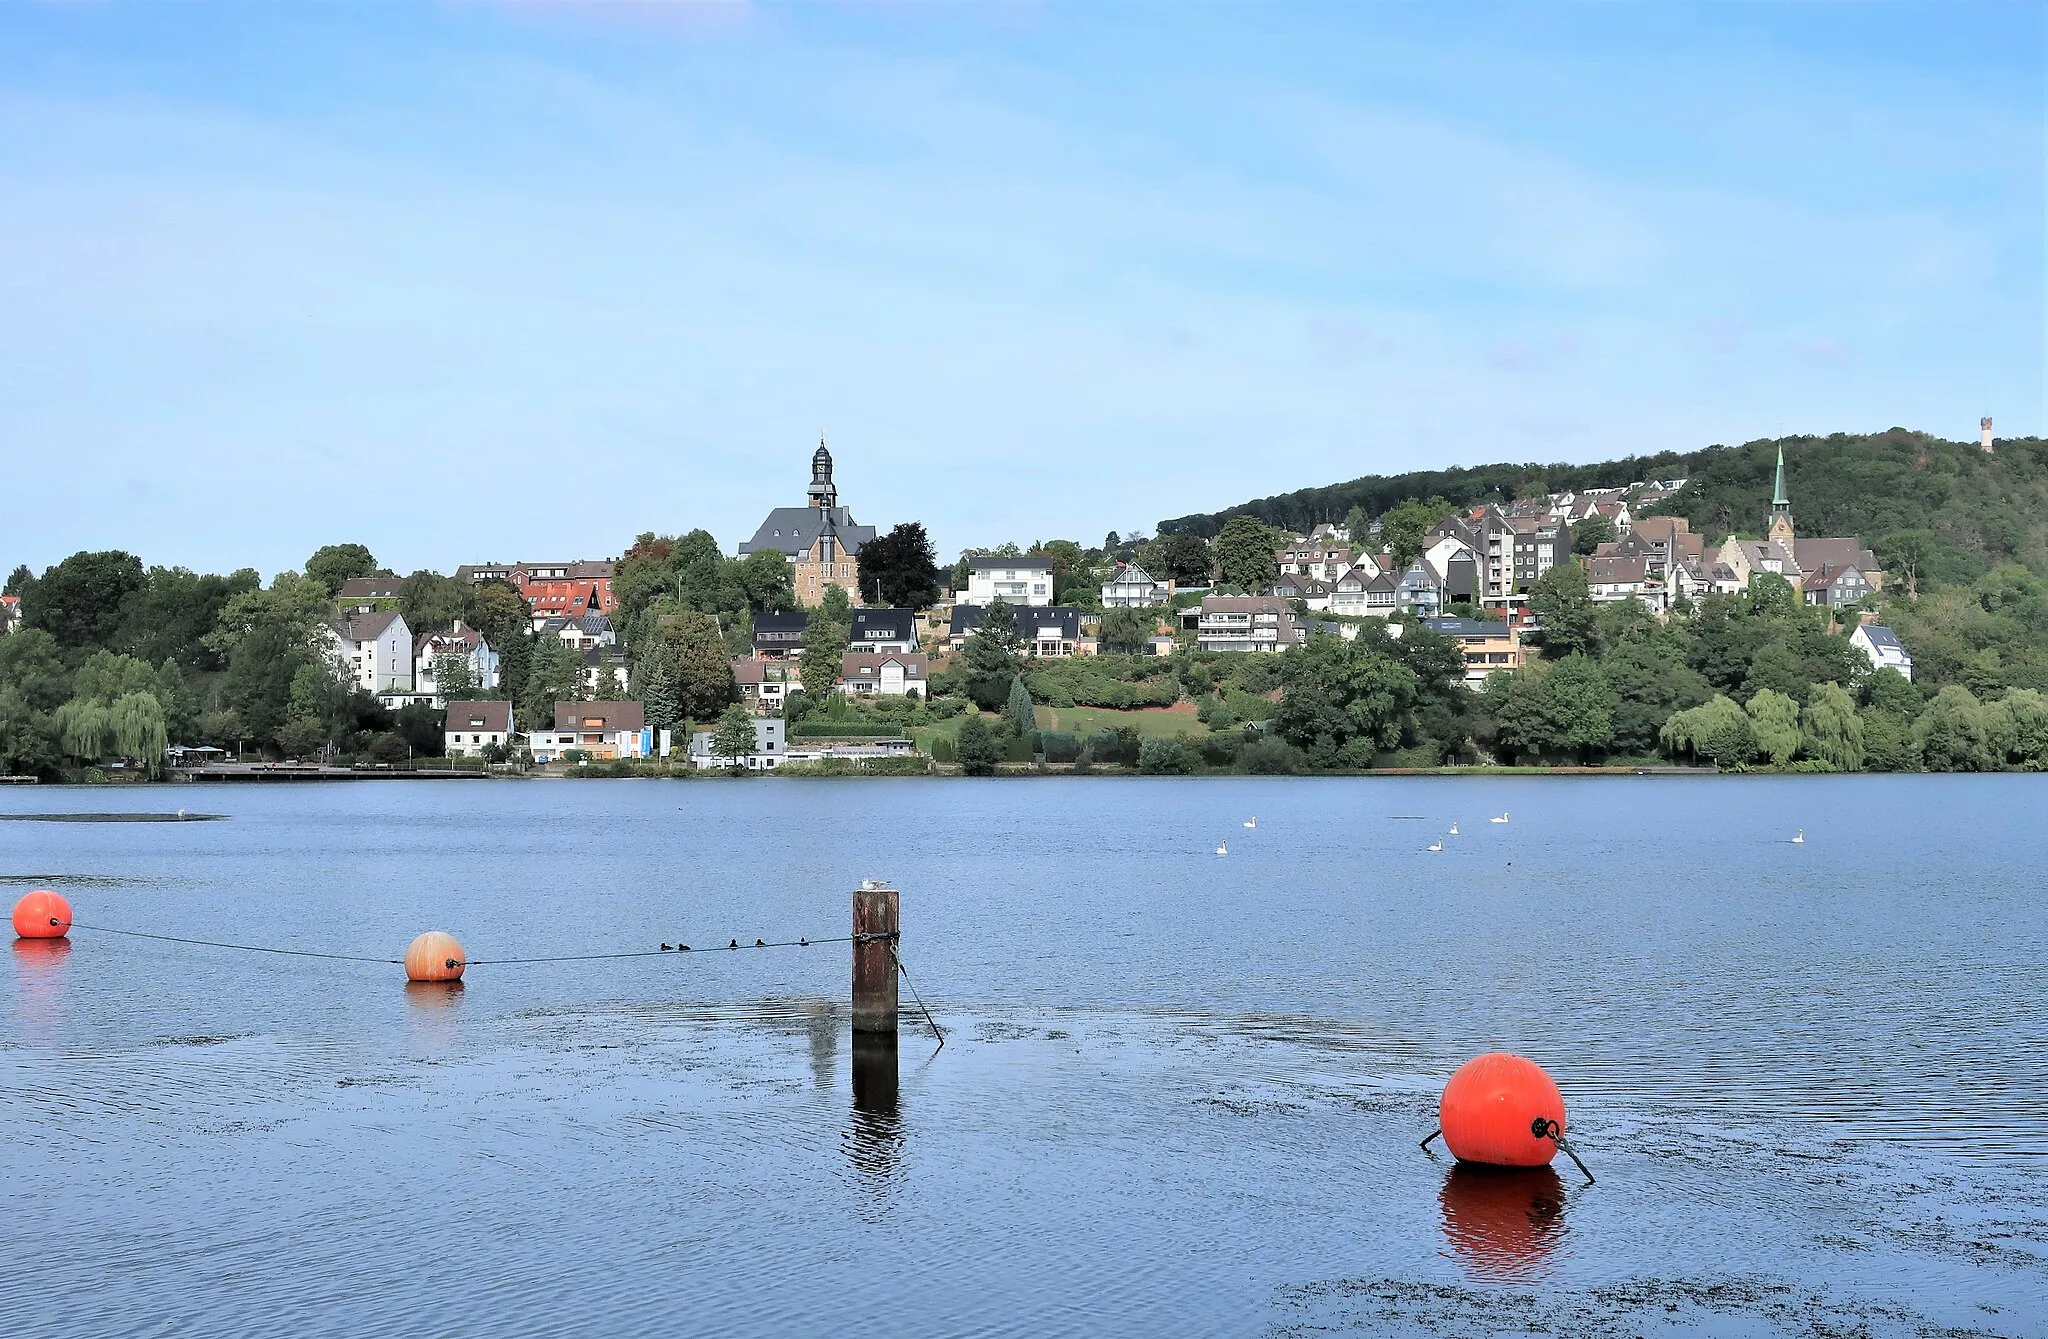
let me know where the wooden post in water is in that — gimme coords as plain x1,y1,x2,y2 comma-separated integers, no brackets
851,879,899,1036
856,880,905,1040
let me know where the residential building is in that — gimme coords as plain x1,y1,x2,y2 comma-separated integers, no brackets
1586,554,1667,615
0,594,18,634
1850,623,1914,681
1802,563,1874,610
1418,616,1524,688
1722,446,1881,597
443,700,513,758
1330,563,1384,617
848,607,918,653
1718,537,1800,587
686,716,788,770
1277,542,1354,583
1274,573,1334,611
753,610,808,659
1196,596,1302,653
839,651,929,697
1392,559,1446,617
336,577,404,611
325,611,413,693
540,613,616,650
951,604,1095,656
962,556,1054,607
1101,562,1169,608
732,658,792,712
415,622,499,695
453,561,617,619
736,440,877,608
530,701,655,763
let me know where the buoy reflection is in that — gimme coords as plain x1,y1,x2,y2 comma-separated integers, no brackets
1439,1163,1568,1281
11,937,72,1039
403,979,465,1056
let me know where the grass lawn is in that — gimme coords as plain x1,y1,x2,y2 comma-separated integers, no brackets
1034,704,1209,739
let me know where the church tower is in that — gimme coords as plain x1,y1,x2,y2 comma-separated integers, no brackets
1766,444,1796,549
807,437,837,511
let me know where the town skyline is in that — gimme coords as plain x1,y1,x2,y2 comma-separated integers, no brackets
3,2,2039,578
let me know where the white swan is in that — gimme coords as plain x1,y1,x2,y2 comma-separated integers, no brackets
1243,816,1258,829
1448,822,1459,836
1216,841,1228,856
1490,812,1510,824
1427,839,1444,853
1791,828,1805,844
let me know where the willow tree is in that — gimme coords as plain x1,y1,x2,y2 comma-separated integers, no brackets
54,691,167,775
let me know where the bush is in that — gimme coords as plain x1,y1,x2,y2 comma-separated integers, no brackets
928,697,967,718
954,716,1004,775
1199,734,1240,767
1138,736,1192,774
1038,731,1080,764
1239,736,1301,774
1195,696,1237,729
366,733,408,764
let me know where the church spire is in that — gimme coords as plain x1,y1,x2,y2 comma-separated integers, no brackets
807,435,837,511
1767,443,1795,549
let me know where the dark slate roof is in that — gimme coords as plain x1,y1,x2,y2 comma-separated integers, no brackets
969,555,1052,572
337,577,404,601
1421,616,1510,638
753,610,809,644
1859,624,1904,651
737,507,876,559
952,604,1088,639
849,607,917,644
542,614,612,636
331,610,403,642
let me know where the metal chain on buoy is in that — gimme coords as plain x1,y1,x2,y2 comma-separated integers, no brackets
1532,1117,1596,1184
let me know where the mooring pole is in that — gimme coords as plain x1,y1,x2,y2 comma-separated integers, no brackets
852,879,899,1036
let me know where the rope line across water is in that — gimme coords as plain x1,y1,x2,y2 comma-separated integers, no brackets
67,921,401,965
62,921,862,969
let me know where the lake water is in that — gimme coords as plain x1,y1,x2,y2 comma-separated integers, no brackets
3,776,2043,1338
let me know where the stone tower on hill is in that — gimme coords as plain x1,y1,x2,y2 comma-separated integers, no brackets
1767,444,1796,549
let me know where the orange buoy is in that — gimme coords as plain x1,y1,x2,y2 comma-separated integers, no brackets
404,931,466,982
12,889,73,940
1438,1051,1566,1168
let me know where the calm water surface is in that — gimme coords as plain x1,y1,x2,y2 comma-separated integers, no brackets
3,776,2043,1337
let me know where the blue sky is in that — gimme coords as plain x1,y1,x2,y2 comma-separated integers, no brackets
1,1,2040,578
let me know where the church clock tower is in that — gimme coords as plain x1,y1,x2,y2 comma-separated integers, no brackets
807,437,838,511
1766,444,1796,549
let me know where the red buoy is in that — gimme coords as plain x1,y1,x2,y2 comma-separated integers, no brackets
404,931,466,982
1438,1052,1566,1168
11,890,72,940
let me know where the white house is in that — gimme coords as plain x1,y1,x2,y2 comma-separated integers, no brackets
962,556,1053,607
839,651,929,697
687,716,788,770
1101,562,1168,608
528,701,659,763
415,622,500,695
1195,596,1301,653
326,611,413,693
443,700,513,757
1850,624,1913,681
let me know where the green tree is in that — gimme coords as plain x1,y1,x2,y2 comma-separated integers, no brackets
1005,675,1035,737
21,550,146,650
711,703,758,768
820,583,852,622
1745,688,1802,766
960,599,1025,710
642,658,683,735
2000,687,2048,767
1570,515,1616,555
1601,642,1712,755
661,612,739,722
432,651,480,700
1099,607,1155,655
276,716,326,760
1660,694,1756,767
1380,498,1455,570
1138,736,1192,774
119,566,260,670
304,544,380,597
1212,516,1281,594
954,715,1004,775
3,564,33,597
1140,532,1214,586
1494,655,1616,762
394,702,444,757
1915,685,1994,771
399,571,468,632
1880,529,1937,599
1528,560,1598,657
1798,682,1864,770
856,522,945,609
798,608,849,699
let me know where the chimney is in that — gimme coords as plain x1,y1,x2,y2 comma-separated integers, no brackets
1981,416,1995,453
